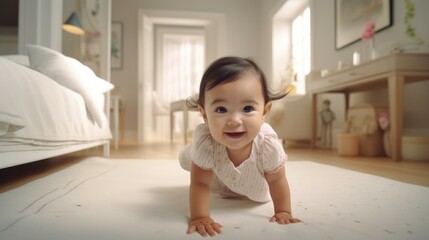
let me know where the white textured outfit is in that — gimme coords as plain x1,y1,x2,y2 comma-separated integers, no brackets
179,123,286,202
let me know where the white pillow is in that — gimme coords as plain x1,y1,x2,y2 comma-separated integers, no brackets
80,64,115,93
0,55,30,66
26,45,113,127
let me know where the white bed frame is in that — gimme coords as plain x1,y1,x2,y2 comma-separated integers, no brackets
0,141,110,169
0,91,112,169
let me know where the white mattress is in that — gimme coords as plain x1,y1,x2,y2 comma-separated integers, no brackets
0,56,111,166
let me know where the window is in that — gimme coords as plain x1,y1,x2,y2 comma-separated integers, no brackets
291,7,311,94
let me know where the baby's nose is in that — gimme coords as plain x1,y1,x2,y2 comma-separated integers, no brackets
227,113,243,126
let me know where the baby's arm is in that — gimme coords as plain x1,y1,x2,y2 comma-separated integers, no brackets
265,165,301,224
187,162,223,236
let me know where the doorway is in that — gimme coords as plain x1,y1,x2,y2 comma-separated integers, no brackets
137,9,226,143
153,26,205,141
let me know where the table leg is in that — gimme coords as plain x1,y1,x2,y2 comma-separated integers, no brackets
311,93,318,148
114,98,119,149
184,108,188,144
170,110,174,144
344,92,350,116
388,73,404,161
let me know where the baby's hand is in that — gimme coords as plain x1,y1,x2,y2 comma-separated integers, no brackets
270,212,301,224
187,217,223,237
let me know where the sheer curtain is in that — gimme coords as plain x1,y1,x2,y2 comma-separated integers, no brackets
160,34,204,102
153,33,205,141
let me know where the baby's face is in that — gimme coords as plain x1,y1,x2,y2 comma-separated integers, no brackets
199,74,271,154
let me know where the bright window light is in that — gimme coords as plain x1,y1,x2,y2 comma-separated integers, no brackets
291,7,311,94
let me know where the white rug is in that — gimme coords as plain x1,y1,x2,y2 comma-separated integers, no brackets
0,157,428,240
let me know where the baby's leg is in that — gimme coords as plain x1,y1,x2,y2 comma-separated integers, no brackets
179,144,192,171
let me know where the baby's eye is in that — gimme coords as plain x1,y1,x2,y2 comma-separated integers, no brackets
243,106,254,113
215,107,227,113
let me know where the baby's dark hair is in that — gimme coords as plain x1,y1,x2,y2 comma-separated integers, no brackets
187,56,289,109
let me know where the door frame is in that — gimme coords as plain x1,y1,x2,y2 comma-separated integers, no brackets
137,9,225,143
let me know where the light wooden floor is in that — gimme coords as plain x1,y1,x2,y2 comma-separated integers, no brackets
1,141,429,193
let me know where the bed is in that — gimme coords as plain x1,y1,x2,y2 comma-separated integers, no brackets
0,45,113,169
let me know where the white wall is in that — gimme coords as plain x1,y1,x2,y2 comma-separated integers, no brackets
18,0,63,53
311,0,429,131
111,0,262,140
113,0,429,141
62,0,81,60
62,0,111,80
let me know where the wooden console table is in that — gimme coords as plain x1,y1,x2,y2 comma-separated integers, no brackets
310,53,429,161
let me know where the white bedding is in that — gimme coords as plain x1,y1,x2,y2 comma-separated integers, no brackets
26,45,114,127
0,55,111,156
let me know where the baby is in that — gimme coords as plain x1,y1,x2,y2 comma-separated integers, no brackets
179,56,300,237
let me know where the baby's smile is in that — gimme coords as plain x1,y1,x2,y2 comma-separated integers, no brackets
225,131,245,138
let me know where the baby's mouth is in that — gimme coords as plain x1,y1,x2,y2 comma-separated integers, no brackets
225,132,245,138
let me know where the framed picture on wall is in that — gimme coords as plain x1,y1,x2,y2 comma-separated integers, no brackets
111,21,123,69
335,0,393,50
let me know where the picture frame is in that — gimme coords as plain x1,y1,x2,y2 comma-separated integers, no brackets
335,0,393,50
111,21,123,69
